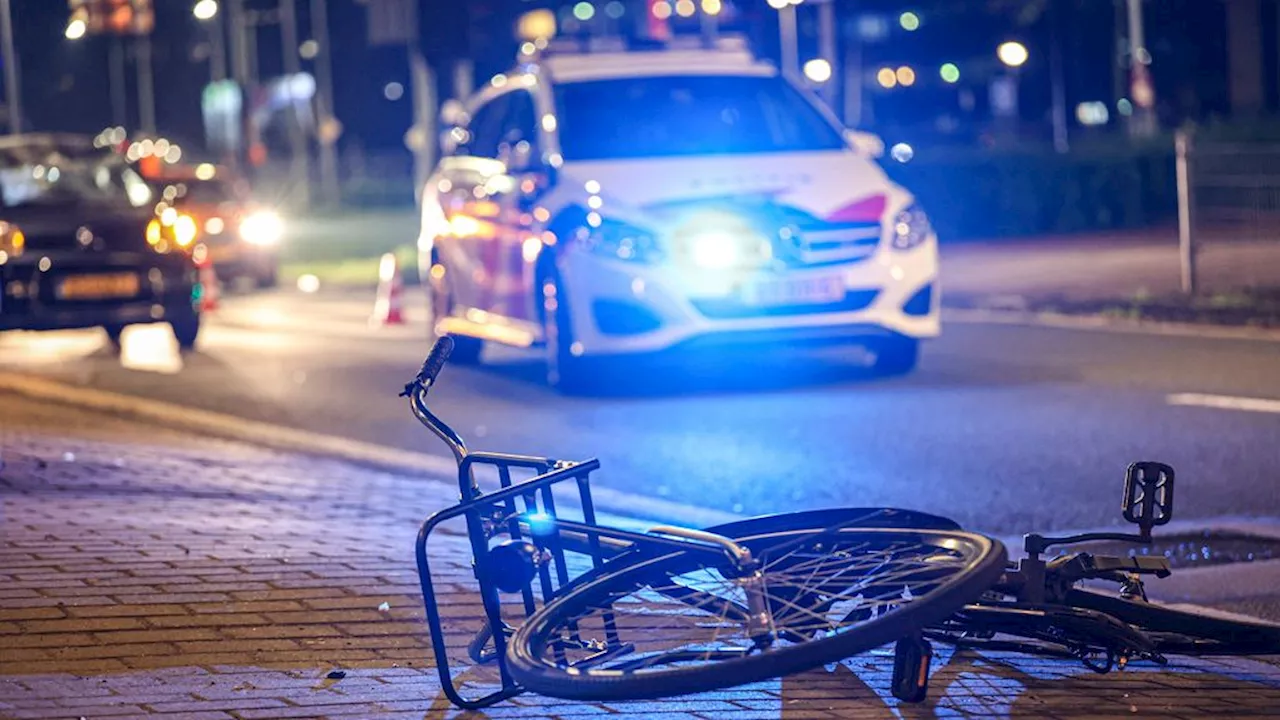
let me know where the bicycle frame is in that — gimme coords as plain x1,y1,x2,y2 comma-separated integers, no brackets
408,387,759,709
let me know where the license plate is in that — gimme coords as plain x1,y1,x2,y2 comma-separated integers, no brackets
742,275,846,306
57,272,141,301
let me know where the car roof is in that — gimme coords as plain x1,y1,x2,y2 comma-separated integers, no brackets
534,35,775,84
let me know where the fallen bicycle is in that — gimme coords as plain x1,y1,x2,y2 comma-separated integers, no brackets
406,336,1280,709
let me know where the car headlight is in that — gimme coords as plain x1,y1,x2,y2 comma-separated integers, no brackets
173,214,198,248
574,214,661,264
891,203,933,250
0,224,22,264
240,210,284,246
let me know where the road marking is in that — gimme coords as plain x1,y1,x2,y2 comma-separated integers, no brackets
1167,392,1280,414
0,371,740,528
945,308,1280,342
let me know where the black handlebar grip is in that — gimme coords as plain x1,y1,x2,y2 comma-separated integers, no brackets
417,335,455,386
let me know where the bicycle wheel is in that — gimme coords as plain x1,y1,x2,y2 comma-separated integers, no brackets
1067,589,1280,655
506,526,1006,701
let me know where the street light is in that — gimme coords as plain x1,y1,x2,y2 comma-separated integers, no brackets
193,0,218,21
997,41,1028,68
803,58,831,84
65,18,87,40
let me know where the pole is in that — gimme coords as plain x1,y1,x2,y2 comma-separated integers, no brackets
109,37,128,127
0,0,21,134
1175,128,1197,295
279,0,311,208
209,11,228,83
842,27,861,126
310,0,340,207
228,0,250,85
778,4,798,79
1126,0,1156,136
136,35,156,133
1048,1,1069,153
409,47,435,208
816,0,836,106
1113,0,1125,109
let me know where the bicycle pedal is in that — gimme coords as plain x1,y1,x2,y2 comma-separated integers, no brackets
1122,462,1175,538
891,635,932,704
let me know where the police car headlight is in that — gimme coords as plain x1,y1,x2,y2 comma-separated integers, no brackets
891,203,933,250
575,215,661,264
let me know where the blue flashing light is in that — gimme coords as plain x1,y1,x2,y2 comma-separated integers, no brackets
525,511,558,537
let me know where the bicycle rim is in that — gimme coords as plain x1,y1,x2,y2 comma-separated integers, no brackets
506,527,1006,701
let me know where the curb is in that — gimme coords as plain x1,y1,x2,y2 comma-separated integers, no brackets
943,307,1280,342
0,372,741,529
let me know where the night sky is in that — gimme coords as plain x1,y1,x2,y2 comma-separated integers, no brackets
1,0,1239,154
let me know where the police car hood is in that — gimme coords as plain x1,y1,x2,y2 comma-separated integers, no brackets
558,149,908,225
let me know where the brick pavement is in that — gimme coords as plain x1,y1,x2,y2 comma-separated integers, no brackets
3,391,1280,719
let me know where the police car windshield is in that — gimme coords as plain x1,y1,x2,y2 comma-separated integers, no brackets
554,75,846,161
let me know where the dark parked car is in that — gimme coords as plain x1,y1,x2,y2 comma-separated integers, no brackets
0,137,202,349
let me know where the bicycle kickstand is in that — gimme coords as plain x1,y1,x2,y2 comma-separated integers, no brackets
891,633,933,703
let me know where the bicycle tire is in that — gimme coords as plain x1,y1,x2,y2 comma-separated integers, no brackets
506,526,1006,701
1067,589,1280,655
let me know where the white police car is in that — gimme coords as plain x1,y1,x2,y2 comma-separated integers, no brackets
418,38,938,391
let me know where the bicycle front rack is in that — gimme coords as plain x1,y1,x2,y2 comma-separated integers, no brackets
414,448,607,709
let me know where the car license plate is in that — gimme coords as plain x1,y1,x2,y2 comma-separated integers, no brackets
742,275,846,306
56,272,141,301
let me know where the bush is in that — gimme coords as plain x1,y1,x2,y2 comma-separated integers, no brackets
882,141,1178,241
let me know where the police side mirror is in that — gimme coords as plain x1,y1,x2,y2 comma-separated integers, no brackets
844,129,885,159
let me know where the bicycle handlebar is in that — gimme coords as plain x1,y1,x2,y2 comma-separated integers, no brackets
417,335,455,388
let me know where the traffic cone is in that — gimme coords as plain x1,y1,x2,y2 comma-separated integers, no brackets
198,260,221,312
371,252,405,326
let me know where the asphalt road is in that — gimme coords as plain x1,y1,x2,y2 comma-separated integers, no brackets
3,284,1279,538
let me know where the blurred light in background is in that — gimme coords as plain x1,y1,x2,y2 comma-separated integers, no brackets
65,18,87,40
299,40,319,59
939,63,960,83
1076,101,1109,126
674,0,695,17
297,274,321,293
193,0,218,21
803,59,832,84
896,66,916,87
766,0,788,9
605,1,626,18
898,11,920,31
856,15,889,41
517,9,557,41
652,1,672,19
890,142,914,163
195,163,217,181
384,82,404,101
1117,98,1134,116
701,0,721,15
573,2,595,21
876,67,897,89
997,41,1028,68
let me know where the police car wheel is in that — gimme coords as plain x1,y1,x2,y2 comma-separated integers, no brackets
540,272,595,394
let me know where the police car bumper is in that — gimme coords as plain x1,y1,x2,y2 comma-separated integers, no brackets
559,238,940,357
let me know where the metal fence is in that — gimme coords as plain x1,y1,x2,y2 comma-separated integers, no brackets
1179,132,1280,295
